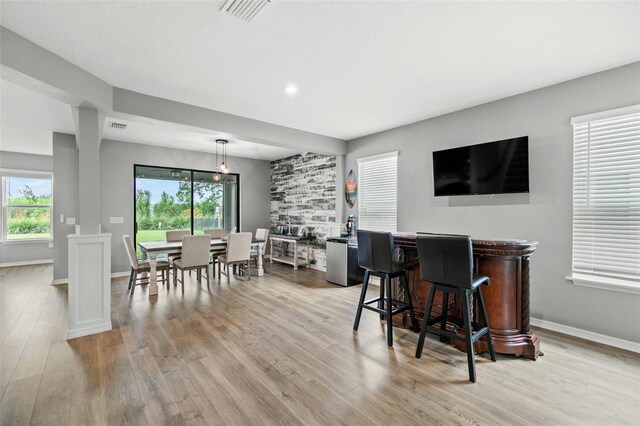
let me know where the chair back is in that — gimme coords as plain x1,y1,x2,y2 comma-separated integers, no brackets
226,232,252,262
166,230,190,242
255,228,270,241
122,234,139,269
180,235,212,267
356,230,394,273
204,229,225,239
416,234,473,289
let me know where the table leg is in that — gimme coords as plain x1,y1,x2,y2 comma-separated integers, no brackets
293,241,298,271
270,238,274,263
257,243,264,277
148,253,158,297
306,242,311,268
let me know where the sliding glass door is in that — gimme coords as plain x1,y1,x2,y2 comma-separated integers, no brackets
134,165,239,247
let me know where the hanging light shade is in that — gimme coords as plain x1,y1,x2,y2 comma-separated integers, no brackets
214,139,230,180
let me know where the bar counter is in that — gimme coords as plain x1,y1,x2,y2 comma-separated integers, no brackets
392,232,540,359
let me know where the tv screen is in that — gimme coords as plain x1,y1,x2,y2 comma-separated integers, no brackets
433,136,529,196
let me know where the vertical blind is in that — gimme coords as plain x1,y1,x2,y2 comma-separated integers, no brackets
571,106,640,282
357,151,398,232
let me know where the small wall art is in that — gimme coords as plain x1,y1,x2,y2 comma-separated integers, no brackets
345,169,357,208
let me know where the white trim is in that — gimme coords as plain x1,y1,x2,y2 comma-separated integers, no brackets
1,238,53,244
66,322,112,340
357,150,398,163
530,317,640,354
566,274,640,295
0,168,53,177
571,104,640,125
52,270,130,285
0,259,53,268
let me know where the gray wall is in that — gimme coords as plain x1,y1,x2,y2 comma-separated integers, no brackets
99,139,271,274
52,133,79,279
0,150,54,264
346,62,640,343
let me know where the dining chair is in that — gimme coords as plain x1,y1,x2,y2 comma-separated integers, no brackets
173,235,212,292
250,228,269,272
122,235,169,294
204,229,226,273
166,230,191,265
217,232,252,282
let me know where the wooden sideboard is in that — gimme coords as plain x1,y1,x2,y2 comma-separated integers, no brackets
392,233,540,360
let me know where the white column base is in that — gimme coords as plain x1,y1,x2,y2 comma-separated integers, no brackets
67,233,112,340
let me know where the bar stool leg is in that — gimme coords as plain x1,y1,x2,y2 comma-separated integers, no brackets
416,285,436,358
353,270,370,331
378,274,385,320
401,274,418,332
385,273,393,347
477,288,496,362
462,289,476,382
440,290,449,343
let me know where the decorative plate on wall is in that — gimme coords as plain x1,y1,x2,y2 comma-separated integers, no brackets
345,169,357,208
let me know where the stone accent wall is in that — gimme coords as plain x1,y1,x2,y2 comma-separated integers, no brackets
270,153,337,270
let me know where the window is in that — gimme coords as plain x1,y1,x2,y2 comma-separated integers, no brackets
570,105,640,292
1,171,53,241
134,165,239,250
357,151,398,232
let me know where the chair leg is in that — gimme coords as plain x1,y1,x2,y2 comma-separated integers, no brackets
131,270,137,295
128,268,135,291
353,270,370,331
440,290,450,343
477,287,496,362
181,269,185,294
173,266,177,286
247,260,251,280
462,289,476,382
385,274,393,347
218,262,222,281
402,274,418,332
415,285,436,359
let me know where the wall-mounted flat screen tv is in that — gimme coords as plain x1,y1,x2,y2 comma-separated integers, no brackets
433,136,529,196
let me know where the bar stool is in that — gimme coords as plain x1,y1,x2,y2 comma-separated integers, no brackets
414,234,496,382
353,230,418,347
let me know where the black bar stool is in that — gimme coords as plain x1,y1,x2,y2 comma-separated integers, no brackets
414,234,496,382
353,230,418,347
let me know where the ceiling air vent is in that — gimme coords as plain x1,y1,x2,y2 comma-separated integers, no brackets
221,0,270,22
109,122,127,130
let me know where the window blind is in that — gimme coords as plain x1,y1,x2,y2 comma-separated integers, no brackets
357,152,398,232
571,106,640,283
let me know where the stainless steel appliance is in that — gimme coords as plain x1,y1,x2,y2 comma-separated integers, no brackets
326,236,363,286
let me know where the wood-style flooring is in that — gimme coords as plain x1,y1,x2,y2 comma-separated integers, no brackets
1,263,639,425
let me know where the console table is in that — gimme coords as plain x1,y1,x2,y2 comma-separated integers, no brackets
270,235,313,270
393,233,540,359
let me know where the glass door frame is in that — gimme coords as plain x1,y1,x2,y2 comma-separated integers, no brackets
133,163,240,247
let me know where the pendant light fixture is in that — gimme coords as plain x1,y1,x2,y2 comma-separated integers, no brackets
213,139,230,181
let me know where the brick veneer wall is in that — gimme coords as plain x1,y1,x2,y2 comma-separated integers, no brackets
270,153,337,270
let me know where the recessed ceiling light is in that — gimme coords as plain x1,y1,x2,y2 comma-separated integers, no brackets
284,83,298,97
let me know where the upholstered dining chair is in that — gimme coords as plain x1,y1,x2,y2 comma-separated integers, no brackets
172,234,212,292
250,228,269,272
204,229,226,273
122,234,169,294
165,230,191,265
217,232,252,282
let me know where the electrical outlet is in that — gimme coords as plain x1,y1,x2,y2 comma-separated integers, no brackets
48,242,53,248
66,217,76,225
110,217,124,224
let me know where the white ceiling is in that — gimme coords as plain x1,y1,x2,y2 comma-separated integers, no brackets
1,1,639,143
0,80,299,159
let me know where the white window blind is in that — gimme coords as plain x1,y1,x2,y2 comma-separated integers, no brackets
571,105,640,284
357,152,398,232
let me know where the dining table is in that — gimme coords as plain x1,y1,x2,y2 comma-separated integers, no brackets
138,237,266,297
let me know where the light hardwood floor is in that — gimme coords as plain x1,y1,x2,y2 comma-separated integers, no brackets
1,263,638,425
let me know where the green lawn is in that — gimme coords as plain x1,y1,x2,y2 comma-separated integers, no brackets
136,229,208,243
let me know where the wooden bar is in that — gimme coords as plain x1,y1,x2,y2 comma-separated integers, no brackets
392,232,541,359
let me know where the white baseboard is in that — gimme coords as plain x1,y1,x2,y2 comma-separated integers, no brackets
0,259,53,268
52,270,130,285
66,321,112,340
530,317,640,354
